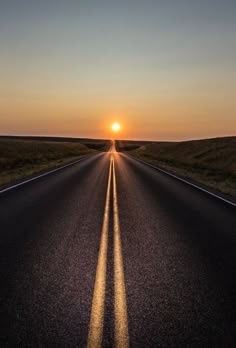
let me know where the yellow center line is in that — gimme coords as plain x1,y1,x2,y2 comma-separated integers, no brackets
87,157,112,348
87,153,129,347
112,158,129,348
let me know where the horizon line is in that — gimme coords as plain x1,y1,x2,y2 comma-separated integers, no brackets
0,133,235,143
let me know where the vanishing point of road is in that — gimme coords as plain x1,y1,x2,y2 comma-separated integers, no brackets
0,144,235,347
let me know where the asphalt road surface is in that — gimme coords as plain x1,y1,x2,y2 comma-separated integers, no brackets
0,147,235,347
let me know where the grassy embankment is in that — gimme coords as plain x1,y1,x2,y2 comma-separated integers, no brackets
0,137,109,187
117,137,236,198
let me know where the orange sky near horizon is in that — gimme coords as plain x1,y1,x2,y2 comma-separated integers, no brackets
1,89,235,141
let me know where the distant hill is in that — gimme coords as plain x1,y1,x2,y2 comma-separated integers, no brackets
0,137,110,187
118,137,236,198
0,135,110,151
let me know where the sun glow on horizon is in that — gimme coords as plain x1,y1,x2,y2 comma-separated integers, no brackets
111,122,121,132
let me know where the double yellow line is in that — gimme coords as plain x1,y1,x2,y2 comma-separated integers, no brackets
87,155,129,348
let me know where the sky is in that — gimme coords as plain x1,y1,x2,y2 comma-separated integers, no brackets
0,0,235,140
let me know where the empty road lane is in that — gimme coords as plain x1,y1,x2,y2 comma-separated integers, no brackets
0,148,235,347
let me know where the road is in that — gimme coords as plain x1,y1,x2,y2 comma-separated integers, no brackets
0,147,235,347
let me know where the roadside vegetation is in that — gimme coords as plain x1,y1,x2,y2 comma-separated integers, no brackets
115,140,150,152
118,137,236,198
0,137,109,187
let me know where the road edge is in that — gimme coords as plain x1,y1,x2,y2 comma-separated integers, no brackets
123,153,236,208
0,153,101,194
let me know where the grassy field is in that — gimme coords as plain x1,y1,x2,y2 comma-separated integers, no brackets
115,140,150,151
118,137,236,198
0,137,109,187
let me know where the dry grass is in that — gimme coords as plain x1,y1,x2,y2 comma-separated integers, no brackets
116,140,150,151
0,138,96,187
120,137,236,198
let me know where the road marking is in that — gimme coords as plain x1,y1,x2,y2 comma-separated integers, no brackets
112,159,129,348
124,154,236,208
87,158,112,348
88,155,129,347
0,155,98,194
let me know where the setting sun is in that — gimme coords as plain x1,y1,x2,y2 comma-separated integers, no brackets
111,122,121,132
